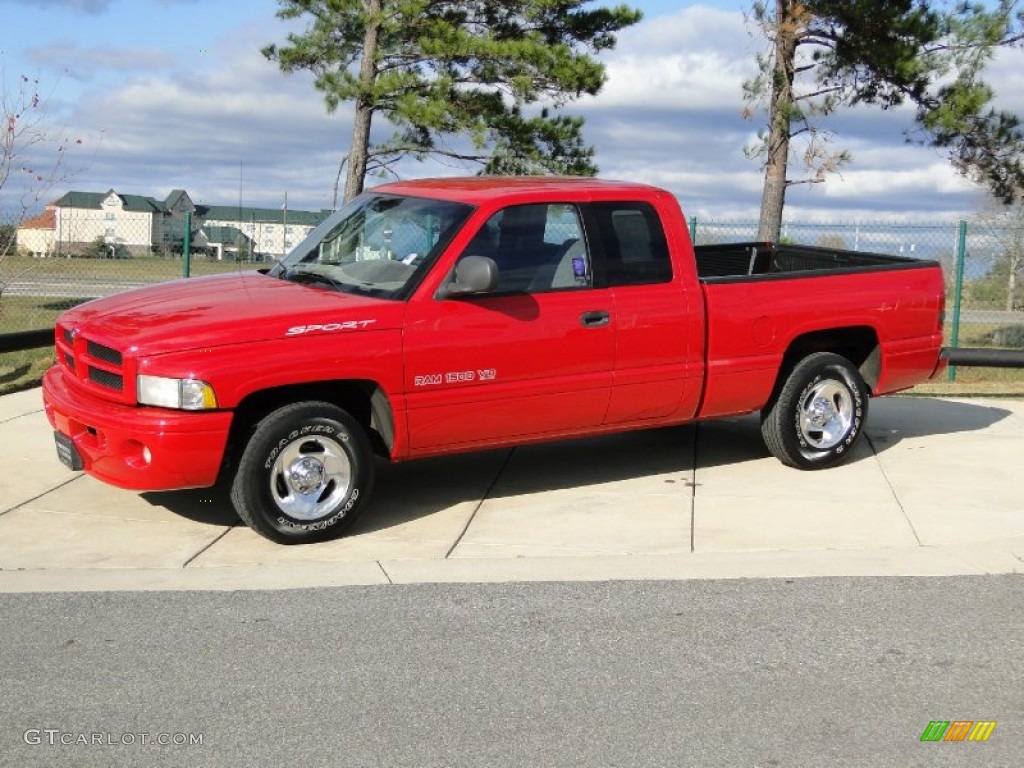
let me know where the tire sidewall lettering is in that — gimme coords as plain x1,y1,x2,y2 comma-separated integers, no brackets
276,488,360,532
263,424,343,470
793,375,822,450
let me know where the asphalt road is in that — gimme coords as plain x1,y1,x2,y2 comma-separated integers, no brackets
1,575,1021,768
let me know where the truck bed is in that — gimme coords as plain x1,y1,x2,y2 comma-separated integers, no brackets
695,242,933,281
693,243,946,421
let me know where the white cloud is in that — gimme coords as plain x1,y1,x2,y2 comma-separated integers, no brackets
25,43,175,81
54,26,347,210
588,6,756,111
987,46,1024,114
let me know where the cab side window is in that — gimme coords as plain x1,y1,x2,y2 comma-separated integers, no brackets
590,202,672,286
461,203,592,293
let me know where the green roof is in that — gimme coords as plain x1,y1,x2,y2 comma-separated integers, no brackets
201,225,253,245
52,189,331,225
199,205,328,226
53,190,165,214
164,189,193,210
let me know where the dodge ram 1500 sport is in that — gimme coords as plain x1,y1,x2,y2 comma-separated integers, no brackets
43,177,947,543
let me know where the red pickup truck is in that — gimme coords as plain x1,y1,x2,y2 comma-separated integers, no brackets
43,177,947,543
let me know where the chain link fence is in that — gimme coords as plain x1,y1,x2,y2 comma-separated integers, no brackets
3,207,1023,390
1,205,323,318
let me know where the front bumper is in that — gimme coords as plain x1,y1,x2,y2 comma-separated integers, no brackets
42,366,233,491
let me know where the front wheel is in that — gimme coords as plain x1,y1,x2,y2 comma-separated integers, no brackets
230,401,375,544
761,352,869,470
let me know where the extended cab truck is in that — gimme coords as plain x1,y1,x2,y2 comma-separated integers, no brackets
42,178,947,544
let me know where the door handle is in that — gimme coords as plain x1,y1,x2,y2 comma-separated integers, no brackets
580,310,610,328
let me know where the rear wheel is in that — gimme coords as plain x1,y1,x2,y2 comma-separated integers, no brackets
230,401,374,544
761,352,868,470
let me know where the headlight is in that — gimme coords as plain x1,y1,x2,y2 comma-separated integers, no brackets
137,375,218,410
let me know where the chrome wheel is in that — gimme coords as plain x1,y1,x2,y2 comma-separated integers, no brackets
269,435,352,521
797,378,854,450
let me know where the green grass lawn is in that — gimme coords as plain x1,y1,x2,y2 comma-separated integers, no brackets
0,348,54,396
0,295,87,333
0,295,69,395
1,254,262,334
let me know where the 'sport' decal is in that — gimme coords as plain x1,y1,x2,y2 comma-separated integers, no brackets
286,320,376,336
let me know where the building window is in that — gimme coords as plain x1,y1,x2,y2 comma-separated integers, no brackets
266,225,275,233
105,228,115,238
105,212,115,221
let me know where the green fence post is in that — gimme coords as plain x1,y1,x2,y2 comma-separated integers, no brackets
183,212,192,279
689,215,698,244
948,219,967,382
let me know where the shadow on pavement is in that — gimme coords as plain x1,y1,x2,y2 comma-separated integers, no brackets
140,485,238,527
866,397,1013,445
137,397,1014,535
350,425,696,536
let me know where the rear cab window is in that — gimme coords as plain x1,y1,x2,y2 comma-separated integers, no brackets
587,201,673,286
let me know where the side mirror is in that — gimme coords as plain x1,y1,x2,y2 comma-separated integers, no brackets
442,255,498,298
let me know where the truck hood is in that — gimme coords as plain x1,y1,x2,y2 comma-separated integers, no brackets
59,272,404,355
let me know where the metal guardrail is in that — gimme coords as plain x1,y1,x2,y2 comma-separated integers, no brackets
942,346,1024,368
0,328,52,354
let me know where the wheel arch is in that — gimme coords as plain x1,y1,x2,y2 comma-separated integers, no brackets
767,326,881,410
224,379,395,474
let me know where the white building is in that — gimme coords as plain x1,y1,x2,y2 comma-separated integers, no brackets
18,188,328,259
15,207,57,257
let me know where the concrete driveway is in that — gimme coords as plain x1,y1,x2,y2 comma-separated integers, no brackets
1,387,1022,591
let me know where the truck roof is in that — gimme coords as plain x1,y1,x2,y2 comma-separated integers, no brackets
371,176,665,204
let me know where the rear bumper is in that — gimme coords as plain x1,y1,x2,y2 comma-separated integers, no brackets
42,366,233,491
877,334,945,394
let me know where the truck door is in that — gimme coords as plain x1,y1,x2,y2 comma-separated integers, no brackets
587,201,702,424
403,203,615,452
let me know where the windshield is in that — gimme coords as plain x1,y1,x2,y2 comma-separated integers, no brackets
269,193,474,299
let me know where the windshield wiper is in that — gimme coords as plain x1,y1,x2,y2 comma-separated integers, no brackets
281,266,345,291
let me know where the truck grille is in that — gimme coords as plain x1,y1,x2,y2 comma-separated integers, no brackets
56,324,134,403
88,367,124,391
86,341,123,366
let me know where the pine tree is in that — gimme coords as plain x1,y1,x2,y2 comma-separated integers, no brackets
744,0,1024,240
263,0,641,204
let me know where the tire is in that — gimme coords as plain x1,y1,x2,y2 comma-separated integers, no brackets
230,401,375,544
761,352,869,470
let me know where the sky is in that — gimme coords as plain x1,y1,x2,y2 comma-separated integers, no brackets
1,0,1022,222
